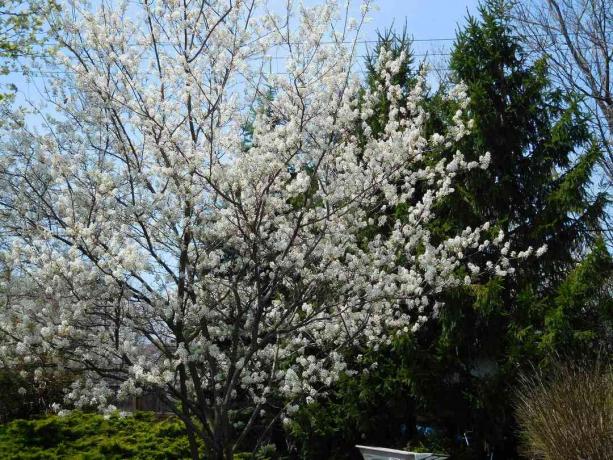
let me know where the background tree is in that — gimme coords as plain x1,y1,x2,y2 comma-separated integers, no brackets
0,0,61,423
411,1,609,456
0,0,57,99
288,1,610,458
512,0,613,184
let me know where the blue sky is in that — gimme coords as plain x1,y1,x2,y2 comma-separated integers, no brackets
365,0,479,41
6,0,482,111
356,0,481,73
257,0,481,75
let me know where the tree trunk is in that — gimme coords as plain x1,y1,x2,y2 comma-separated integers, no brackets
185,423,200,460
206,414,234,460
206,444,233,460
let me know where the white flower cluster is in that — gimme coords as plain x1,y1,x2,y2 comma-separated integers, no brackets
0,0,542,452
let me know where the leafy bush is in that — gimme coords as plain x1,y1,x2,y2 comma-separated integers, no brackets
515,360,613,460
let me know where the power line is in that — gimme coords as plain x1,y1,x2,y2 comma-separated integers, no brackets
25,30,579,50
27,38,456,50
0,45,456,76
2,67,455,78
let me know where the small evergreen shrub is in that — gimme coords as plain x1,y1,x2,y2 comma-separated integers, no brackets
0,411,198,459
0,411,278,459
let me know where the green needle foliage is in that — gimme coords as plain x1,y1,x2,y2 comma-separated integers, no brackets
0,411,278,459
409,1,610,455
287,1,611,458
0,412,200,459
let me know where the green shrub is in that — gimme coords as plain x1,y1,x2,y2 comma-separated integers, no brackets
0,411,279,459
0,411,198,459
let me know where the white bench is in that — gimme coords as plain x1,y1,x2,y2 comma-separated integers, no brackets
356,445,448,460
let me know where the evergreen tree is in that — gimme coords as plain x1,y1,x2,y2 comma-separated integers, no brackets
287,1,610,458
408,1,609,456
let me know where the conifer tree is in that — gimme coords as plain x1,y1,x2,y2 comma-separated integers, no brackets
410,1,609,456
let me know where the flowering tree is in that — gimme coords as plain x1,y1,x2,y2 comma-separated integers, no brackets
0,0,521,458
